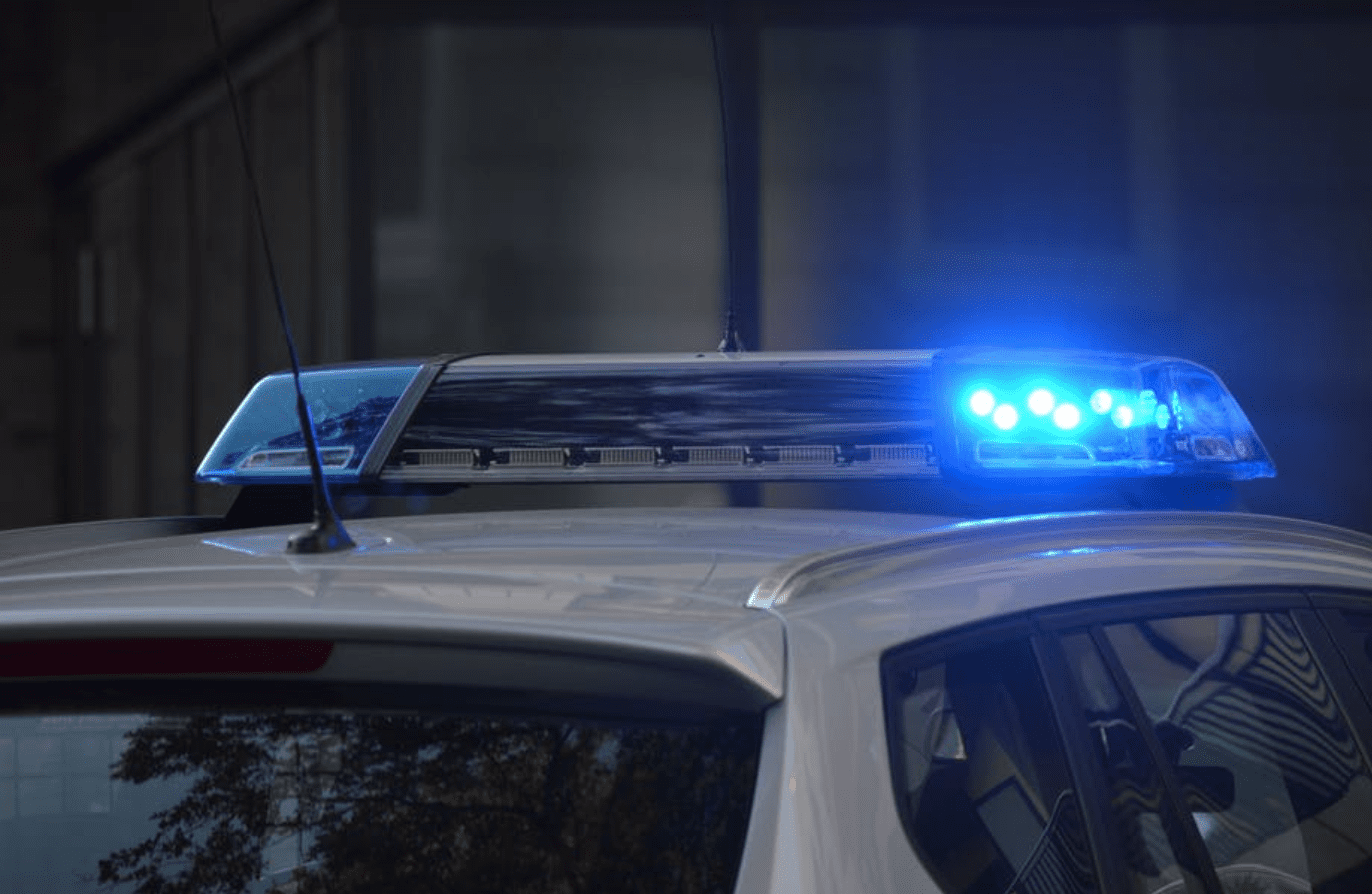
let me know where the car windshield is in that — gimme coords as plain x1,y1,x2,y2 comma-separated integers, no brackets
0,694,762,894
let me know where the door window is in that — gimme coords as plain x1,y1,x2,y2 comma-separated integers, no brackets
883,635,1098,894
886,600,1372,894
1058,630,1201,894
1090,611,1372,893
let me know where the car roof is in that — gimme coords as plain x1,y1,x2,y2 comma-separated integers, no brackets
0,508,944,605
760,508,1372,671
753,508,1372,608
0,507,953,704
6,504,1372,634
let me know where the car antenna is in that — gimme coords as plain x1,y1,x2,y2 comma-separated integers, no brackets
207,0,354,553
710,23,744,354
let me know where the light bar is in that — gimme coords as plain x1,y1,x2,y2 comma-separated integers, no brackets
383,353,939,482
195,348,1273,489
935,347,1274,479
195,364,426,485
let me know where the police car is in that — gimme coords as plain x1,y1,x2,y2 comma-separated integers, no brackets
1,348,1370,894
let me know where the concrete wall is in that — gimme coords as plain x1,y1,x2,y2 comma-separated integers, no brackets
0,0,317,528
0,2,58,528
367,26,724,357
48,0,294,160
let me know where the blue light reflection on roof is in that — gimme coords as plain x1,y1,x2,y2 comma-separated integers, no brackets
202,532,397,556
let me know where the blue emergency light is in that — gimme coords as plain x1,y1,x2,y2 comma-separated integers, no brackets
935,347,1273,480
195,348,1274,487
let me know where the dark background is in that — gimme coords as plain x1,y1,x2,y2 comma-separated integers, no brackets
2,1,1369,530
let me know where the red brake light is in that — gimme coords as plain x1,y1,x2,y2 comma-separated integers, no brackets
0,639,333,677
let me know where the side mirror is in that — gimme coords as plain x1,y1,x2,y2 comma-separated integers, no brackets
1154,720,1194,764
1100,719,1236,812
1155,720,1235,811
1175,764,1236,812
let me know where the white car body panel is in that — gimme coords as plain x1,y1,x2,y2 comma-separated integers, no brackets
3,506,1372,893
0,509,945,707
748,511,1372,894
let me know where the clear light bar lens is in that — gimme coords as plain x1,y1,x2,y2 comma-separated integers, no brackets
939,348,1274,480
195,365,424,485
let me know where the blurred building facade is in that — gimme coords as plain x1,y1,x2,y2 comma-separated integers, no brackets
2,1,1370,529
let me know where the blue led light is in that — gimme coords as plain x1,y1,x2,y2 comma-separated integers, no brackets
1027,388,1055,416
969,389,996,417
1053,403,1082,431
938,347,1274,480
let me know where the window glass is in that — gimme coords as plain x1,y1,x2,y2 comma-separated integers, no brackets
1058,632,1196,894
1317,608,1372,709
1103,612,1372,894
883,637,1097,894
0,704,761,893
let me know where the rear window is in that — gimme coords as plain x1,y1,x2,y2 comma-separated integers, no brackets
0,688,761,893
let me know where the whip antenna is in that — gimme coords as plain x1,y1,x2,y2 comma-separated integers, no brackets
208,0,354,553
711,24,743,354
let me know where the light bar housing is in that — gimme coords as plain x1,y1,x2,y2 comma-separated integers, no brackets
935,348,1273,480
196,364,426,485
196,349,1274,488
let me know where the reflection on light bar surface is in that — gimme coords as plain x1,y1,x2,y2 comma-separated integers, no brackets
195,348,1274,489
384,353,939,482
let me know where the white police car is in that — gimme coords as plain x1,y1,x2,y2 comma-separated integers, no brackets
1,348,1370,894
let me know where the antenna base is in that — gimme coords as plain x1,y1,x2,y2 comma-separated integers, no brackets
287,516,356,554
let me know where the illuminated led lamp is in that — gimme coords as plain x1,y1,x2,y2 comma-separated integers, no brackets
968,389,996,417
992,404,1020,431
934,346,1275,480
1052,403,1082,431
0,639,334,677
1027,388,1056,416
